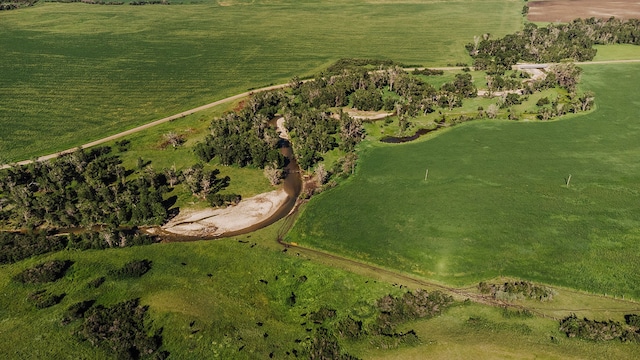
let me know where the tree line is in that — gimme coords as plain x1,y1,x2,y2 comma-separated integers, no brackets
468,17,640,73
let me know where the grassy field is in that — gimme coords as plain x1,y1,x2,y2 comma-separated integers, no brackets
287,63,640,299
0,0,523,162
0,225,396,359
2,223,640,359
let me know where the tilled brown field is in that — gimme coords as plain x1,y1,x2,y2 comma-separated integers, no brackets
528,0,640,22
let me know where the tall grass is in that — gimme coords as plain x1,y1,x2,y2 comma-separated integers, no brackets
288,63,640,299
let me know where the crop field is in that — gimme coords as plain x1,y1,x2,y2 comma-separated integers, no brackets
0,0,523,163
288,63,640,299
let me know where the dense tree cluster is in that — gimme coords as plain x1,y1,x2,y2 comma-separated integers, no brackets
468,18,640,72
0,147,168,229
375,289,453,334
0,230,157,265
13,259,73,284
194,91,285,168
478,281,556,301
0,231,66,264
77,298,168,359
559,313,640,342
0,0,37,10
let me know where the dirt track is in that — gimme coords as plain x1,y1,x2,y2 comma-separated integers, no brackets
528,0,640,22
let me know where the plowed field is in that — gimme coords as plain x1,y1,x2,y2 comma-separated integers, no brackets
528,0,640,22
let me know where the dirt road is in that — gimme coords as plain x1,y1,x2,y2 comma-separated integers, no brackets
4,59,639,171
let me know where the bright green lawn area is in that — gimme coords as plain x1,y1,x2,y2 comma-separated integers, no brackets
287,63,640,299
593,44,640,61
0,0,523,162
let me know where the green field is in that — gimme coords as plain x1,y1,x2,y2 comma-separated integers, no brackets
2,224,640,359
288,63,640,299
0,0,523,162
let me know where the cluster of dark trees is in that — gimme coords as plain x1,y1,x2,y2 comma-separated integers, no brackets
0,230,156,265
559,313,640,342
305,289,453,358
194,91,285,168
195,59,481,174
76,298,168,359
0,147,169,229
374,289,453,334
0,0,37,10
468,18,640,72
478,281,555,301
13,259,73,284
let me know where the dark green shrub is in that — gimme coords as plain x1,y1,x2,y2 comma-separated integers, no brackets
13,260,73,284
28,289,65,309
110,259,152,279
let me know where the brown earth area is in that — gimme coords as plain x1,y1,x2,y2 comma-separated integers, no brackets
528,0,640,23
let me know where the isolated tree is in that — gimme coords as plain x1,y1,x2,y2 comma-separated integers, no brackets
486,104,499,119
548,62,582,92
315,164,328,186
263,163,283,186
163,132,185,149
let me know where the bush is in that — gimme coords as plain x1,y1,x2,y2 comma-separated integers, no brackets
28,289,65,309
478,281,556,301
109,259,152,279
77,298,167,359
13,260,73,284
88,276,106,288
63,300,96,323
336,316,364,339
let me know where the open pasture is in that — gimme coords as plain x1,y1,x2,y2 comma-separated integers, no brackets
0,0,523,162
287,63,640,299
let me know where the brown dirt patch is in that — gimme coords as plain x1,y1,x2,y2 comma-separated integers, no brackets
528,0,640,23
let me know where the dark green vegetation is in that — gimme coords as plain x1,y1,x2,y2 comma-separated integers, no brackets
469,17,640,72
559,313,640,342
0,0,523,162
76,298,168,360
478,280,555,302
0,147,169,229
288,63,640,299
0,0,36,10
13,259,72,284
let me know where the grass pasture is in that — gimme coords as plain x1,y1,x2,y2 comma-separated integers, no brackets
2,225,640,359
0,0,523,162
288,63,640,299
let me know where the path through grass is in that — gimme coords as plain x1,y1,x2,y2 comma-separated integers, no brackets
288,63,640,299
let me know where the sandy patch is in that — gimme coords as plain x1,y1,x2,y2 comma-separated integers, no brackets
161,189,289,238
345,110,394,121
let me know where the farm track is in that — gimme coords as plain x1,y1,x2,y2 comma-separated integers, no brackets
4,59,640,170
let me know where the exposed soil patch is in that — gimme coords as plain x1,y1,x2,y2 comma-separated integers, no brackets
528,0,640,23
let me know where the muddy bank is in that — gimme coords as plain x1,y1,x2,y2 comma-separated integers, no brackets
157,137,302,241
